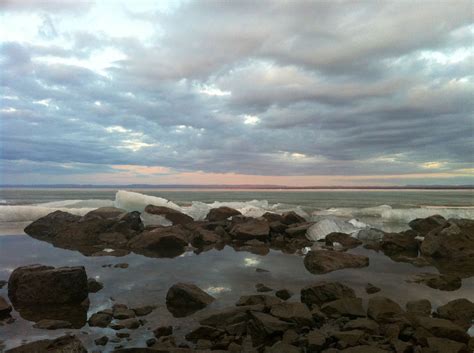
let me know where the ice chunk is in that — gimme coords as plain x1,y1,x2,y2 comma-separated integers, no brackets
114,190,181,213
354,228,385,241
305,219,357,241
141,213,173,227
348,218,368,228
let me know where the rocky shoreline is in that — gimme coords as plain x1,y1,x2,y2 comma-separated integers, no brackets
0,205,473,352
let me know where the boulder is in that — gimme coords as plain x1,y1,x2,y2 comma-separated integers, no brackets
88,311,113,327
436,298,474,330
5,335,87,353
321,298,366,318
269,302,313,326
306,329,326,351
265,341,300,353
367,296,404,322
256,283,273,292
426,337,468,353
416,316,469,343
343,318,379,333
304,250,369,274
281,211,306,225
331,330,364,346
301,282,356,307
23,210,81,238
285,222,315,238
236,294,281,307
381,232,419,256
365,283,381,294
408,273,462,291
144,205,194,225
132,305,155,317
166,283,215,317
275,289,293,301
420,218,474,260
33,319,73,330
325,232,362,249
128,225,189,257
206,207,241,221
87,278,103,293
190,228,222,247
230,219,270,241
406,299,431,316
0,296,12,318
8,265,88,305
409,215,446,235
248,311,295,339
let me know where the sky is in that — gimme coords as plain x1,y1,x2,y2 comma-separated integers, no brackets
0,0,473,186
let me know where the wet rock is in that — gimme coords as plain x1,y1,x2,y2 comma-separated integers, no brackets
87,278,103,293
145,205,194,225
381,232,419,256
436,298,474,330
206,207,242,221
270,302,313,326
128,225,189,257
343,318,379,334
304,250,369,274
321,298,366,318
33,319,72,330
190,228,222,247
408,273,462,291
262,212,284,223
95,336,109,346
281,211,306,225
426,337,468,353
256,267,270,273
15,301,88,329
332,329,365,346
114,318,141,329
301,282,356,307
285,222,314,238
166,282,215,317
114,263,129,268
0,296,12,318
8,264,88,305
265,341,300,353
88,311,113,327
326,232,362,249
113,305,136,320
406,299,431,316
249,311,295,341
230,218,270,241
256,283,273,292
367,296,404,322
132,305,155,317
409,215,446,235
306,329,326,351
24,210,81,238
416,316,469,343
275,289,293,300
365,283,381,294
339,345,390,353
199,306,253,328
420,218,474,260
154,325,173,338
6,335,87,353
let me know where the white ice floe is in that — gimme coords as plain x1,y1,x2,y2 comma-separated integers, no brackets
354,228,385,241
305,219,358,241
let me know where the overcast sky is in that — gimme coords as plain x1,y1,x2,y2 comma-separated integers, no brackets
0,0,473,186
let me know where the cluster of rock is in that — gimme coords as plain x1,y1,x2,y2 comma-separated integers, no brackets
23,206,315,258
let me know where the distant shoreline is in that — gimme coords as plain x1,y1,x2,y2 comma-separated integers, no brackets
1,184,473,190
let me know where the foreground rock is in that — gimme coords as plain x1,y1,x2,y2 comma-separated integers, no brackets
409,214,447,235
205,206,241,221
303,250,369,274
325,232,362,250
166,283,215,317
128,225,189,257
408,272,462,291
6,335,86,353
230,218,270,242
8,265,88,305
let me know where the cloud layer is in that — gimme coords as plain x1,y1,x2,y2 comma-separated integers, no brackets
1,0,473,185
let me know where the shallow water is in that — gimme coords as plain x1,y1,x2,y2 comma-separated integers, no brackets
1,233,473,352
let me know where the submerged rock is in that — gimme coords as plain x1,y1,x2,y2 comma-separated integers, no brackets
8,264,88,305
365,283,381,294
87,278,103,293
33,319,73,330
436,298,474,330
408,272,462,291
304,250,369,274
166,282,215,317
301,281,356,307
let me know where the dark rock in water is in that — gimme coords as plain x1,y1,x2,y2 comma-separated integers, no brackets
256,267,270,273
285,222,314,238
331,329,365,346
321,298,366,318
33,319,73,330
114,263,129,268
255,283,273,292
88,311,113,327
87,278,103,293
248,311,295,344
5,335,87,353
24,210,81,238
154,325,173,338
367,296,404,322
166,282,215,317
190,227,222,247
0,296,12,318
275,289,293,300
343,318,379,334
15,301,88,329
113,304,136,320
132,305,155,317
409,214,446,235
230,218,270,241
365,283,381,294
406,299,432,316
114,317,141,329
301,281,356,307
270,302,313,326
262,212,284,223
206,206,241,221
304,250,369,274
381,231,419,256
281,211,306,225
144,204,194,225
266,341,300,353
8,264,88,305
306,329,327,350
128,225,189,258
236,294,281,308
436,298,474,330
408,272,462,291
95,336,109,346
426,337,468,353
325,232,362,249
420,218,474,261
